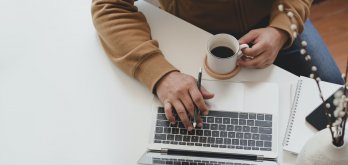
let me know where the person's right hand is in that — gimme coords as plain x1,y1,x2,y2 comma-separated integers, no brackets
155,71,214,131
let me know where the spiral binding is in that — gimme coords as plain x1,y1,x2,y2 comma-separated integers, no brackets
283,79,303,146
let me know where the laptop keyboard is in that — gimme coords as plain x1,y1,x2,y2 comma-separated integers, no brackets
152,157,256,165
154,107,272,151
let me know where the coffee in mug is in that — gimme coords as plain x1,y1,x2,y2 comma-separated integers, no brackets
205,33,249,79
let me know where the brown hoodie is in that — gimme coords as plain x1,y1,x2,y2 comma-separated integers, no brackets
91,0,312,92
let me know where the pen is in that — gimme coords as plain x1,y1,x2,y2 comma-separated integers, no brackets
193,67,202,128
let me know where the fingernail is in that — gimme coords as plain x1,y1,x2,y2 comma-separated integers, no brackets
204,111,209,116
198,123,203,128
171,121,176,125
188,127,193,131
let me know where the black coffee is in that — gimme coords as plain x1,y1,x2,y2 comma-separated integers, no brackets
211,46,235,58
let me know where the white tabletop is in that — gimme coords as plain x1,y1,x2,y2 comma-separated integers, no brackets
0,0,299,164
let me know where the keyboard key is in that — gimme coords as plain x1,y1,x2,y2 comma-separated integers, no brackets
259,127,272,134
156,120,169,127
211,144,219,148
219,145,227,148
175,135,183,141
235,126,242,132
264,141,272,148
249,113,256,119
255,120,272,127
207,117,214,123
244,133,251,139
247,120,255,126
203,123,210,129
248,140,255,146
239,119,246,125
257,114,265,120
236,132,243,139
244,147,251,150
167,134,175,140
227,145,235,149
256,141,263,147
227,125,234,131
158,107,165,113
252,147,259,150
208,137,215,144
212,131,219,137
183,136,191,142
195,143,202,146
199,137,207,143
178,122,185,128
163,141,170,144
240,140,248,146
157,113,167,120
220,131,228,138
180,129,188,135
223,118,230,124
239,113,248,119
260,134,272,141
208,111,238,118
251,127,258,133
187,143,194,146
201,116,207,122
243,126,250,132
179,142,186,145
195,129,203,136
203,144,210,147
232,139,239,145
155,127,163,133
216,138,223,144
211,124,218,130
154,140,161,143
218,125,226,131
215,118,222,124
172,128,179,134
164,127,171,133
188,130,195,135
170,141,178,145
204,130,212,136
252,134,260,140
228,132,235,138
191,136,199,142
265,114,272,121
155,134,166,140
260,148,272,151
236,146,243,149
224,138,232,145
231,119,238,125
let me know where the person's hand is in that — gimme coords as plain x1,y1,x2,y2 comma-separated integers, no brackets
238,27,289,68
155,71,214,131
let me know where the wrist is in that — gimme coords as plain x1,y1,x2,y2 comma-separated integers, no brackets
269,27,289,48
154,70,180,95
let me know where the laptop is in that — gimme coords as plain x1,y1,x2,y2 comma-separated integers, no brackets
138,80,279,165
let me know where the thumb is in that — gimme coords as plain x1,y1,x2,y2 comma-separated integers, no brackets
201,86,214,99
239,30,258,44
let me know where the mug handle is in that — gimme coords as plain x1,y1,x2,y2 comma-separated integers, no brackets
237,44,249,58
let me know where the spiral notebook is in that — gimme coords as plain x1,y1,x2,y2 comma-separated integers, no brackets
282,76,341,154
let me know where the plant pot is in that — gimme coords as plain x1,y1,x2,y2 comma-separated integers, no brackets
296,128,348,165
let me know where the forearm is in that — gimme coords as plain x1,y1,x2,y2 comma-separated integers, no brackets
269,0,313,48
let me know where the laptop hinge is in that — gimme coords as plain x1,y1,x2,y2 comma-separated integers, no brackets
160,148,270,162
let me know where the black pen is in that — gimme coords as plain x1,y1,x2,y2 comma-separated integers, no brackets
193,67,202,128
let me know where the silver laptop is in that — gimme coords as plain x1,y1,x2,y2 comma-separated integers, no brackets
139,80,279,165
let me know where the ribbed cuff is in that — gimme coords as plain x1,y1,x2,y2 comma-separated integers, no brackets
134,52,178,93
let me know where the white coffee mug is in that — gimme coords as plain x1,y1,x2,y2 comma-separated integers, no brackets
206,33,249,74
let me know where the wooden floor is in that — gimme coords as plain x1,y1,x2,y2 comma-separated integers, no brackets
311,0,348,73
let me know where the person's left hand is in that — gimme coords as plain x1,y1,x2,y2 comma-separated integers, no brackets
238,27,289,68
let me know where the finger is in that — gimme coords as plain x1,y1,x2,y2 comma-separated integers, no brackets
164,101,176,124
172,100,193,131
189,87,209,116
238,53,267,68
239,30,258,44
180,92,195,118
242,43,264,57
201,86,214,99
196,117,203,128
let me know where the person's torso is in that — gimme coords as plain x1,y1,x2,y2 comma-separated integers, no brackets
159,0,274,36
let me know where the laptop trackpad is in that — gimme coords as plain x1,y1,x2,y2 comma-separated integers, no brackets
202,80,244,112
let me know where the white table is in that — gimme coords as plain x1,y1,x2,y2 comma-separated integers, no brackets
0,0,298,164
